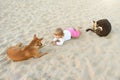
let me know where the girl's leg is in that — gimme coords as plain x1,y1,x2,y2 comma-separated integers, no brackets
67,27,81,38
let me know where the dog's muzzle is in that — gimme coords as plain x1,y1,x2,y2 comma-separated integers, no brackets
37,43,43,49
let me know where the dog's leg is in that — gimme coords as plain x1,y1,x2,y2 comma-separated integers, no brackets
86,20,97,32
92,20,97,30
33,52,48,58
39,52,48,57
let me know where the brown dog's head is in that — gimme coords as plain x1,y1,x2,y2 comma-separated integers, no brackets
29,34,43,48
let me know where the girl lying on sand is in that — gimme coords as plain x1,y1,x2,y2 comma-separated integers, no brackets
51,27,81,45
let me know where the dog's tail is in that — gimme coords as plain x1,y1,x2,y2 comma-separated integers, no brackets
86,29,95,32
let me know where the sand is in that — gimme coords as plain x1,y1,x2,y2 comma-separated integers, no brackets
0,0,120,80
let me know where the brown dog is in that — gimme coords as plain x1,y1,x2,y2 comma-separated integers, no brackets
6,34,47,61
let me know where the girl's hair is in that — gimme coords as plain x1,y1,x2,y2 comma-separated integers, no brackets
53,28,64,36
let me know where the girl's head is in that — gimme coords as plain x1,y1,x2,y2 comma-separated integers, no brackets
53,28,64,39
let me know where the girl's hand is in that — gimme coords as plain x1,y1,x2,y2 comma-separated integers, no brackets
51,41,56,45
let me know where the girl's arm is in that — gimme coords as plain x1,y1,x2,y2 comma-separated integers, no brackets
56,38,64,45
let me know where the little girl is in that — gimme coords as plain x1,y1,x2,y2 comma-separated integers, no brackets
51,27,81,45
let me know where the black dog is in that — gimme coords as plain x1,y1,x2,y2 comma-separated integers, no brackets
86,19,111,37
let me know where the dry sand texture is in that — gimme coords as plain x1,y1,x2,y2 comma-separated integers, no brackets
0,0,120,80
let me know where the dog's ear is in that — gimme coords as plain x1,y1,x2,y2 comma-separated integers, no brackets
40,37,43,40
34,34,37,39
93,20,95,23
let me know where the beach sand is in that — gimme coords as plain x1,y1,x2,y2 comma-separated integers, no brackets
0,0,120,80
